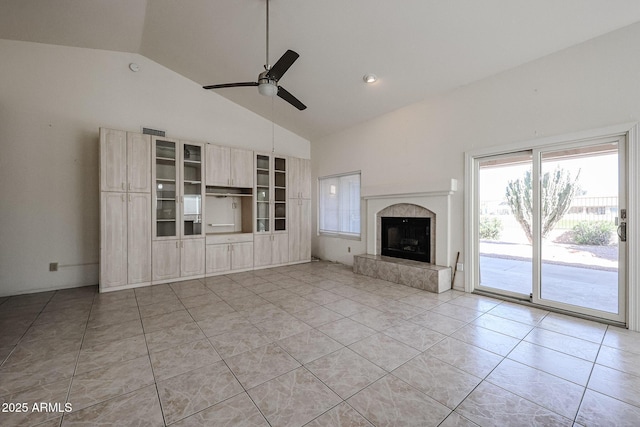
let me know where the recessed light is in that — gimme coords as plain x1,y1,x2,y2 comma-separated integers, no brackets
363,74,377,84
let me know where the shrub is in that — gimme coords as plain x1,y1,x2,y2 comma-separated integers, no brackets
479,216,503,240
572,221,614,245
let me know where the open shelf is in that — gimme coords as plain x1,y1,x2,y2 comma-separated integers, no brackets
206,186,253,197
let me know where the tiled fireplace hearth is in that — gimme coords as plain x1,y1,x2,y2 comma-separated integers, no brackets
354,182,457,293
354,254,451,293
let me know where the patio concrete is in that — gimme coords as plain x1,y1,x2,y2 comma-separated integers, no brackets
480,255,619,314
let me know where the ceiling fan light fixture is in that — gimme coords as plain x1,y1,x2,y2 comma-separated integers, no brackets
363,74,377,84
258,81,278,97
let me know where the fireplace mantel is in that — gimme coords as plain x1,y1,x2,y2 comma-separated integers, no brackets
363,180,457,267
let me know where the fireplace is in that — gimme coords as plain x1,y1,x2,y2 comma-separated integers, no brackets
358,184,457,293
381,217,431,262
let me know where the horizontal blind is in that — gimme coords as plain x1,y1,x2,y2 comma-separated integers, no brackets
319,172,360,237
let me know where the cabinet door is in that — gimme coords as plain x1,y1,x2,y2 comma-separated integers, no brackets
127,133,151,193
253,234,273,267
128,193,151,284
274,157,287,232
205,144,230,186
289,199,311,263
272,233,289,265
181,141,205,239
152,240,180,281
288,157,300,199
181,238,205,277
206,244,230,274
299,199,311,261
255,154,271,233
101,192,128,289
288,157,311,199
100,128,127,192
153,138,179,239
289,201,302,263
231,148,254,188
232,242,254,270
299,158,311,199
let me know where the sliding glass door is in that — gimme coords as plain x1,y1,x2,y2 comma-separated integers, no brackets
534,140,625,321
477,152,533,299
474,136,626,323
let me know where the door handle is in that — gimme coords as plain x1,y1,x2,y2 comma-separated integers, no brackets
617,222,627,242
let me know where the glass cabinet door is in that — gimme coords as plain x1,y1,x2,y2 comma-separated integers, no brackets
274,157,287,231
182,143,203,237
256,155,270,232
155,140,177,238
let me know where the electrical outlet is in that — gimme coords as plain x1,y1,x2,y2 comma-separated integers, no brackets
348,247,351,253
456,263,464,272
49,262,58,272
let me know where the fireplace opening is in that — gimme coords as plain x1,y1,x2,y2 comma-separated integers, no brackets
381,217,430,262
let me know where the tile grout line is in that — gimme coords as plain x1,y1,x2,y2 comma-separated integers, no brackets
135,287,170,427
570,323,608,426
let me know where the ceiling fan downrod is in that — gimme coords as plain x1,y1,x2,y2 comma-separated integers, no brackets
265,0,270,70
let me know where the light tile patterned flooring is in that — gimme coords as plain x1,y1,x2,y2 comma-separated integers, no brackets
1,261,640,426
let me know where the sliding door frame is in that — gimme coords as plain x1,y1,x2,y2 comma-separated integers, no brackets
465,122,639,329
530,136,625,323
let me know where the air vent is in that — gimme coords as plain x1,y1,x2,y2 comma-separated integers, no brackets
142,127,166,137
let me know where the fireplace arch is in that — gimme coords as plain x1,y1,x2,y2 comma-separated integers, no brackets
376,203,435,264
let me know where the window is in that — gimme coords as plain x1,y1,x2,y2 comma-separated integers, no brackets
319,172,361,237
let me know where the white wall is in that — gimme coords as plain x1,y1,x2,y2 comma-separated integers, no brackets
311,22,640,289
0,39,309,296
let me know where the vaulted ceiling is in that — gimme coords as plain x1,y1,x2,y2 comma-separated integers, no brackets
2,0,640,140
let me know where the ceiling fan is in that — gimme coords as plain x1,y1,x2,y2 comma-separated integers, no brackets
203,0,306,110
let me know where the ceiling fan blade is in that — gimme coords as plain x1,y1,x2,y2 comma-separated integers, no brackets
203,82,258,90
277,86,306,111
266,50,299,81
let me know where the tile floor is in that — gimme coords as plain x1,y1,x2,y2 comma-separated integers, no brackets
1,261,640,426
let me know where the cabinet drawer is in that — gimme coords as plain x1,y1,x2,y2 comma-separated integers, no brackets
206,233,253,245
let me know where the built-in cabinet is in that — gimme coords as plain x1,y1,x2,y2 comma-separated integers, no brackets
254,153,289,267
289,198,311,263
206,234,254,273
101,130,151,193
288,157,311,199
99,127,311,292
151,240,180,281
254,233,289,267
205,144,253,188
288,158,312,263
152,137,205,282
99,129,152,291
